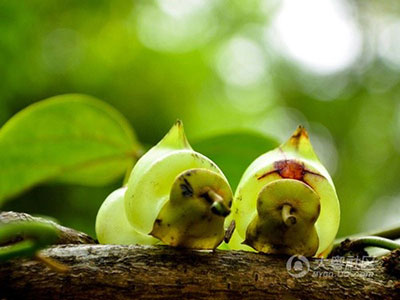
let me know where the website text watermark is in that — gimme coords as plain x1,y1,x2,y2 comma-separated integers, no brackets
286,255,376,278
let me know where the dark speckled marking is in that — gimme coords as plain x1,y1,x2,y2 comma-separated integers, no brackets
180,178,194,197
200,191,213,204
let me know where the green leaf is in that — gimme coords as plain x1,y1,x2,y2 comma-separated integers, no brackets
192,131,279,190
0,221,60,261
0,94,141,205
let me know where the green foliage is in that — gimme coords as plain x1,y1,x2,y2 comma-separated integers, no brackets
0,96,281,239
1,0,400,238
193,131,278,189
0,94,141,205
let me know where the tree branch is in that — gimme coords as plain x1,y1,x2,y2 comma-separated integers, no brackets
0,244,398,299
0,211,399,299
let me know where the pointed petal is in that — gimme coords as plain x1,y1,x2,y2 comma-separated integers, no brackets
156,120,192,150
281,125,319,162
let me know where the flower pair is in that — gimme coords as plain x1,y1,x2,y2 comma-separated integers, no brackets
96,121,340,257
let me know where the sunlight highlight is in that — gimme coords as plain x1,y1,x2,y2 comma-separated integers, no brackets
216,37,267,87
268,0,362,74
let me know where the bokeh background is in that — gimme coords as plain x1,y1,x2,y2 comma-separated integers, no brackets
1,0,399,238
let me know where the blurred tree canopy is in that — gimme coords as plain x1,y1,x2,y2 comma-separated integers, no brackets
1,0,399,238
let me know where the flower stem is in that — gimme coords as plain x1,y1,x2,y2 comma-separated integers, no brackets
349,236,400,251
335,223,400,244
330,236,400,257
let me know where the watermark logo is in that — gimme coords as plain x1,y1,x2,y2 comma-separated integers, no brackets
286,255,310,278
286,255,376,278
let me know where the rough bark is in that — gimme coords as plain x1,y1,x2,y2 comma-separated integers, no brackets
0,211,399,299
0,244,398,299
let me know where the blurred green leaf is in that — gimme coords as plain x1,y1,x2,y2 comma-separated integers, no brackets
0,94,141,205
0,221,59,261
193,131,279,190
